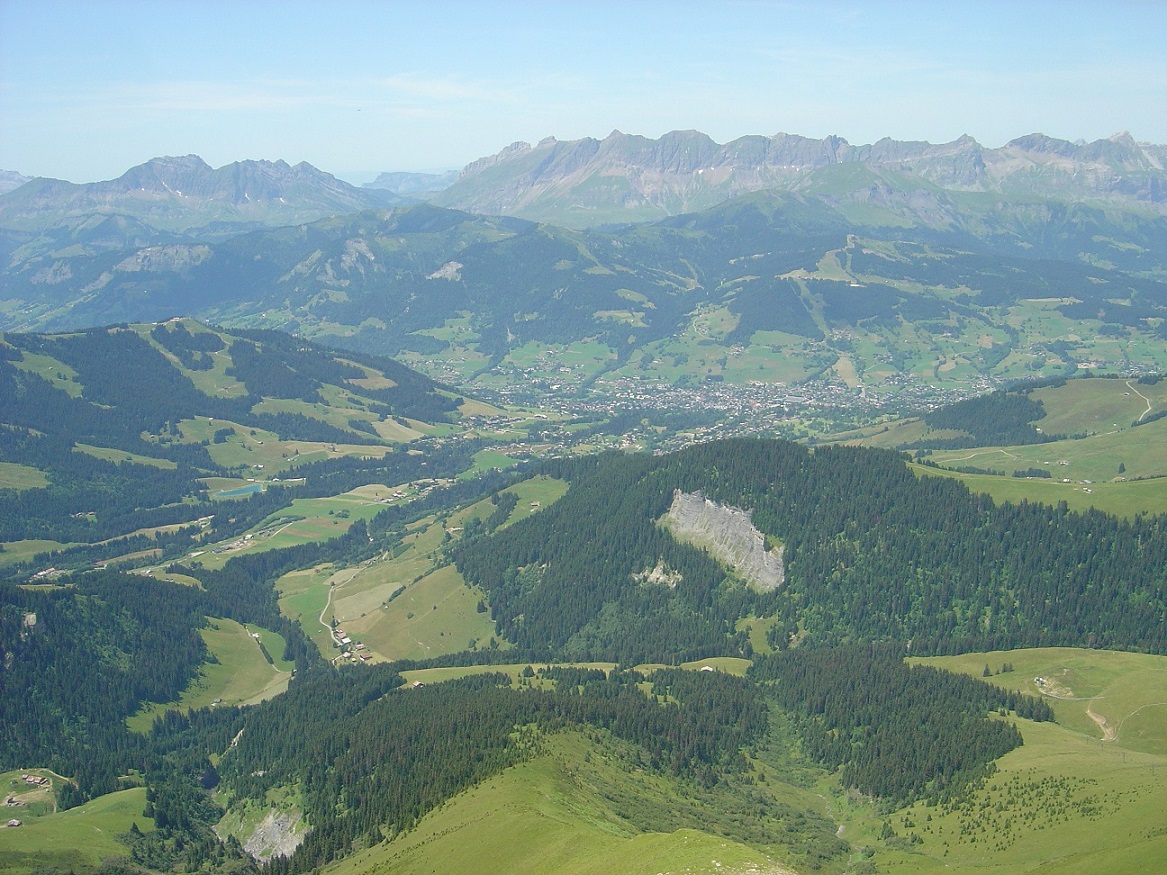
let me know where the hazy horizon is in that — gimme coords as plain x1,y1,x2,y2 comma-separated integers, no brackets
2,0,1164,184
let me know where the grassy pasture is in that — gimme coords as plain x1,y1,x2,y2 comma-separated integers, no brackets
915,648,1167,756
278,481,566,662
326,732,789,875
354,563,496,661
279,501,496,660
127,618,290,732
72,443,176,469
737,614,782,655
330,481,571,658
134,322,249,400
398,342,494,386
276,564,336,653
10,350,82,397
1,769,59,820
502,340,616,385
0,783,152,875
399,662,618,688
251,396,389,438
150,569,203,587
372,417,424,441
457,397,506,417
398,658,749,689
497,475,569,527
840,376,1167,516
181,416,393,475
459,448,519,478
1031,377,1167,434
192,489,390,570
869,648,1167,873
0,462,49,491
877,716,1167,873
910,462,1167,517
386,648,1167,874
925,405,1167,484
0,540,72,567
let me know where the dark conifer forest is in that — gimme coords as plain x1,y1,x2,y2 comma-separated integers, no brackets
3,324,1167,874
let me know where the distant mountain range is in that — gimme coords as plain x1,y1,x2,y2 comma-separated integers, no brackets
0,170,32,195
362,169,459,196
0,155,404,239
432,130,1167,227
3,130,1167,408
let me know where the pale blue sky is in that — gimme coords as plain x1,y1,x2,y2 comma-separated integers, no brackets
1,0,1164,183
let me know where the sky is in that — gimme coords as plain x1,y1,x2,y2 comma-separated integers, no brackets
1,0,1165,184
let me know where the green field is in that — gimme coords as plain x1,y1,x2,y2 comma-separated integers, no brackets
910,462,1167,518
127,618,291,731
381,648,1167,875
73,443,177,469
835,376,1167,517
326,732,791,875
865,648,1167,873
0,539,72,568
498,475,570,527
0,462,49,491
354,563,496,661
180,416,394,476
189,487,394,571
399,662,619,688
10,350,83,397
0,781,152,875
275,481,567,663
276,564,337,654
926,411,1167,484
135,321,249,400
399,657,750,689
459,448,520,478
915,648,1167,756
277,505,498,662
1030,376,1167,434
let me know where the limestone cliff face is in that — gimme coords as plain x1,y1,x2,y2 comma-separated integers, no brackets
434,129,1167,228
664,490,784,592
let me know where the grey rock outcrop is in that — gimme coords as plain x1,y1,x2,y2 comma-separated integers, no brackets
242,810,305,862
664,490,784,592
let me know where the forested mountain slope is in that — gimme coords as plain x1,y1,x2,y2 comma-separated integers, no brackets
455,439,1167,661
4,433,1167,874
5,194,1166,412
0,320,472,576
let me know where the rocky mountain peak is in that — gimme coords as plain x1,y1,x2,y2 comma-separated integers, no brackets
436,129,1167,227
0,170,33,195
0,155,397,237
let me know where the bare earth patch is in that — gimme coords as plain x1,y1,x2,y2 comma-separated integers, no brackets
242,810,305,861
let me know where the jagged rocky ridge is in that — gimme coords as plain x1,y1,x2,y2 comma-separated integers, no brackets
433,129,1167,226
0,155,402,237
